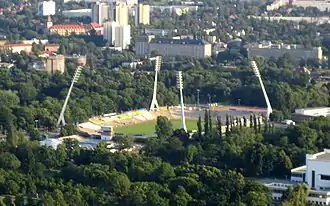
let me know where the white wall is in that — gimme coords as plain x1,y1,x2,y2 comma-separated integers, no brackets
39,1,56,16
295,108,330,117
306,159,330,189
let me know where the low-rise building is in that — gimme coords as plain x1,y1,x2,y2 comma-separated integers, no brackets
263,149,330,205
292,107,330,122
29,54,65,73
45,44,60,52
135,35,212,59
0,43,32,53
49,22,103,36
245,42,322,64
45,54,65,73
50,24,86,36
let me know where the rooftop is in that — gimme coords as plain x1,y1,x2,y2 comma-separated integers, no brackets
50,24,86,29
0,43,32,47
291,165,307,174
90,22,103,29
149,38,209,45
307,149,330,161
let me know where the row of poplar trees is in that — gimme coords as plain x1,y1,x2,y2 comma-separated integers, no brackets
196,110,276,140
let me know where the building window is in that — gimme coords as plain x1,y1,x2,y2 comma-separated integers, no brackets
321,175,330,180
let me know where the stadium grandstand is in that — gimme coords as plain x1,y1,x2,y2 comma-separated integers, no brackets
77,105,266,136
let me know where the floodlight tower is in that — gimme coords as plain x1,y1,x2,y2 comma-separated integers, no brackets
250,61,273,120
176,71,187,132
56,66,82,127
149,56,162,111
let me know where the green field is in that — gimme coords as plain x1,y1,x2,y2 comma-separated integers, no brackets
115,119,198,136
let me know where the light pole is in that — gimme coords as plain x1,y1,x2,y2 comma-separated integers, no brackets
35,120,39,130
177,71,187,132
238,98,241,106
197,89,200,107
207,93,211,104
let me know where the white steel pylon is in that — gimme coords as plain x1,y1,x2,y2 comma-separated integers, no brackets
149,56,162,111
250,61,273,120
57,66,82,127
177,71,187,132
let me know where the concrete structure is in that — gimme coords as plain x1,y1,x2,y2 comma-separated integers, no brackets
45,44,60,52
263,149,330,205
38,0,56,16
0,43,32,53
45,55,65,74
177,71,187,132
292,0,330,11
250,61,273,120
100,125,114,140
135,35,212,58
144,28,178,36
149,56,162,111
134,4,150,25
103,21,130,49
149,5,198,13
57,67,82,127
92,2,109,25
250,16,330,24
114,2,129,26
62,9,92,18
246,42,322,64
292,107,330,122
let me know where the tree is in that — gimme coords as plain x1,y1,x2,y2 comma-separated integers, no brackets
204,110,209,137
197,115,202,141
52,189,68,206
243,116,247,127
208,110,212,134
14,194,26,206
3,196,14,206
250,115,253,128
217,116,222,139
225,114,230,136
116,135,133,149
0,152,21,170
282,184,310,206
41,192,55,206
243,191,270,206
253,114,258,133
155,116,173,138
171,186,193,206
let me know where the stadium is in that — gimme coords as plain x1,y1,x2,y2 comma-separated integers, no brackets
77,105,266,138
68,58,269,139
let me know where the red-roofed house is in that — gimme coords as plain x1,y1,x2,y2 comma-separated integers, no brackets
88,22,104,35
50,24,87,36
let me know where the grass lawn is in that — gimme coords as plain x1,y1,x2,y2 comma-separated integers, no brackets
115,119,199,136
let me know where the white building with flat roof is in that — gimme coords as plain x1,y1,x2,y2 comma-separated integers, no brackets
38,1,56,16
295,107,330,117
263,149,330,205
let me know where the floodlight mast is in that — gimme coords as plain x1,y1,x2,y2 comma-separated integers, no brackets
250,61,273,120
56,66,82,127
149,56,162,111
176,71,187,132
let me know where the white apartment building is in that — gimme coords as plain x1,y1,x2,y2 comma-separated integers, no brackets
135,35,212,59
264,149,330,205
134,4,150,25
103,21,131,50
92,2,109,25
38,0,56,16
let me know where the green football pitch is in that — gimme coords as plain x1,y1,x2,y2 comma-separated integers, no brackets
115,119,198,137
